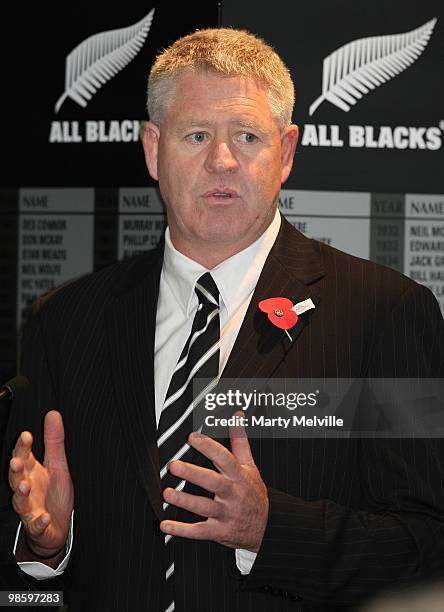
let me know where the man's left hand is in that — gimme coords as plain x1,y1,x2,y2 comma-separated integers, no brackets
160,413,269,553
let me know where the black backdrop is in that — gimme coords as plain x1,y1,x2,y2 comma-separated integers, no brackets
222,0,444,193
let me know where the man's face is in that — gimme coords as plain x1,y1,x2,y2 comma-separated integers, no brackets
142,70,298,265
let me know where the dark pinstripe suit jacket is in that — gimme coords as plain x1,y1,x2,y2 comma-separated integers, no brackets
1,217,444,611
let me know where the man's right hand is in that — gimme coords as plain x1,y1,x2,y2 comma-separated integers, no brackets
8,410,74,559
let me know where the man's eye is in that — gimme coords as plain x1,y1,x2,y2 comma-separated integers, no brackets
238,132,258,143
186,132,207,144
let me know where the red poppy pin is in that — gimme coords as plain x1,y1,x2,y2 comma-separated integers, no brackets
259,297,316,342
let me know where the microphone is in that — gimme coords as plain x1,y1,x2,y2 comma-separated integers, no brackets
0,376,30,401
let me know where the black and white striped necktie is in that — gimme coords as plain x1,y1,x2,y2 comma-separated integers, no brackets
157,272,220,612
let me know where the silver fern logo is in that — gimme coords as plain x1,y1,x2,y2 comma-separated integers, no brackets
54,9,155,113
309,18,437,116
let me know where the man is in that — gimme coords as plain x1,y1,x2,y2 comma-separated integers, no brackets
1,28,444,612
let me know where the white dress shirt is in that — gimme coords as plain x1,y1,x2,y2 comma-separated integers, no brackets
16,209,281,579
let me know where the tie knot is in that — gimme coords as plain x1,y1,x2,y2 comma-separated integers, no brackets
195,272,219,306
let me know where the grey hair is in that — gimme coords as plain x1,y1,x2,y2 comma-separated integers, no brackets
147,28,295,129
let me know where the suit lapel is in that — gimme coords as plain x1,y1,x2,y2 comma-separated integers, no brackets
222,217,324,381
105,247,164,520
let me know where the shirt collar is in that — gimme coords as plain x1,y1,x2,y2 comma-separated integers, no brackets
162,209,281,317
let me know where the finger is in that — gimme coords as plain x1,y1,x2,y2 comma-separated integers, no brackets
229,411,254,465
43,411,68,471
168,461,229,495
24,512,50,538
160,519,214,541
163,487,220,518
188,432,239,479
11,481,34,520
12,432,33,462
8,458,25,491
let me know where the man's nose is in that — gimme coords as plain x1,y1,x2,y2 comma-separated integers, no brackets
204,141,238,173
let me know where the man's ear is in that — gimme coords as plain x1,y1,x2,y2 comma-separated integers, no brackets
141,121,160,181
280,124,299,185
